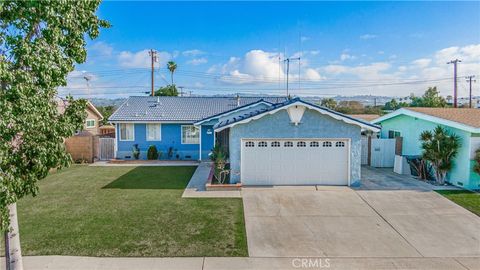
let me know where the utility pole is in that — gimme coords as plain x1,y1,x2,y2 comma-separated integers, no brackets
447,59,461,108
149,49,158,96
466,75,476,108
178,86,185,97
284,57,300,98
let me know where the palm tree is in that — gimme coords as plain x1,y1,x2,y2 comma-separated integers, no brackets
420,126,461,185
167,61,177,85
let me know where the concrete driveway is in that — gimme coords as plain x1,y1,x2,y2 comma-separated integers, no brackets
242,186,480,258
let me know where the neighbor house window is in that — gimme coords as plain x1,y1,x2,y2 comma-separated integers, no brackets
388,130,401,139
119,123,134,141
146,123,161,141
86,119,95,128
182,125,199,144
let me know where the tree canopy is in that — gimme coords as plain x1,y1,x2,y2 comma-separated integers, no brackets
320,98,337,110
410,87,447,107
0,0,109,230
155,84,179,96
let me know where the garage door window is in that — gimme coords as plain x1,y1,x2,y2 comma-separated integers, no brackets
310,141,319,147
258,141,268,147
335,141,345,147
271,141,280,147
245,141,255,147
297,141,306,147
284,141,293,147
323,141,332,147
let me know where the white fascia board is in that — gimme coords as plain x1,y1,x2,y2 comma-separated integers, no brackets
194,101,272,126
373,108,479,133
215,101,381,132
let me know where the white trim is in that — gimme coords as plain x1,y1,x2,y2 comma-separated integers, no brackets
215,101,380,132
114,124,118,158
181,125,200,144
146,123,162,141
199,126,202,161
194,101,273,126
373,108,480,133
85,119,96,129
118,123,135,141
87,101,104,121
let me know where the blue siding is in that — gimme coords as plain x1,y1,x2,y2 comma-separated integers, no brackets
116,123,200,160
228,109,362,185
201,125,215,160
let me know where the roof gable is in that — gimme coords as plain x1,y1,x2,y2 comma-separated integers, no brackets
373,108,480,133
214,98,380,132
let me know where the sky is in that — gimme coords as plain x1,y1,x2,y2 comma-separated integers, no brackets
60,1,480,99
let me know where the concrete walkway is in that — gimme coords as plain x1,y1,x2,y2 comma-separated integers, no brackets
10,256,479,270
182,162,241,198
358,166,462,191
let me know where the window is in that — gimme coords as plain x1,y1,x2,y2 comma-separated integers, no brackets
86,119,95,128
310,141,319,147
322,141,332,147
181,125,199,144
297,141,306,147
119,123,134,141
335,141,345,147
146,123,161,141
284,141,293,147
388,130,401,139
245,141,255,147
258,141,268,147
271,141,280,147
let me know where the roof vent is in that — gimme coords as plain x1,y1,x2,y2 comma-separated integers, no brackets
157,97,160,103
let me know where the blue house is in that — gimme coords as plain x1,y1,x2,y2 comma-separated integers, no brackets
109,96,379,186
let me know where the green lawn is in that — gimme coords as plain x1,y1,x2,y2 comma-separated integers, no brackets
436,190,480,216
14,165,247,257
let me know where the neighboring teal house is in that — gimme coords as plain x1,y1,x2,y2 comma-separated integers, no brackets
373,107,480,190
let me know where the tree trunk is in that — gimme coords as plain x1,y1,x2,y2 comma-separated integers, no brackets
5,203,23,270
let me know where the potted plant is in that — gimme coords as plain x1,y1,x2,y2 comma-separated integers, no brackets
132,144,140,160
147,145,159,160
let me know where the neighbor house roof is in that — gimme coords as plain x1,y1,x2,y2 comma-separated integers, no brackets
373,107,480,133
347,114,380,122
108,96,287,122
214,98,380,132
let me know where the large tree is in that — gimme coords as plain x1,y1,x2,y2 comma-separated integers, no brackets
320,98,337,110
0,1,108,269
155,84,179,96
167,61,177,85
410,87,447,107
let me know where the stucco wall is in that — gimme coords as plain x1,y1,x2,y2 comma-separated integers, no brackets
116,123,213,160
378,115,473,189
228,108,362,185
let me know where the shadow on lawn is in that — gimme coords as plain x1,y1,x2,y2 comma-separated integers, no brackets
102,166,196,190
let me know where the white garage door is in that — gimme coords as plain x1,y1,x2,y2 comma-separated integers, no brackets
241,139,350,186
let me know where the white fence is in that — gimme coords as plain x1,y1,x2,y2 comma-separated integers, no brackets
361,137,396,167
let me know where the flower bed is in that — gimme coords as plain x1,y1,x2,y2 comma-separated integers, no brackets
206,163,241,191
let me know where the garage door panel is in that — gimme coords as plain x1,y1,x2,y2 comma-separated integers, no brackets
241,139,349,186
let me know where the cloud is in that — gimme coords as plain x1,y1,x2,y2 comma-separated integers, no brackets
182,49,205,57
118,49,171,68
309,50,320,56
411,58,431,68
303,68,324,81
187,57,208,65
360,34,377,40
301,36,310,42
340,53,356,61
89,42,113,57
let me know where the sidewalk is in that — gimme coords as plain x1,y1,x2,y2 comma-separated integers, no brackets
6,256,479,270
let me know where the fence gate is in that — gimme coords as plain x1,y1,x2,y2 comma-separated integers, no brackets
370,138,396,167
361,136,369,165
99,138,115,160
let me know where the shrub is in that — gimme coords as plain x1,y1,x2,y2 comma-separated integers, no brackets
132,144,140,160
147,145,159,160
474,148,480,175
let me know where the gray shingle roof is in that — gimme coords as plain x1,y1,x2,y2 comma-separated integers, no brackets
108,96,287,122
